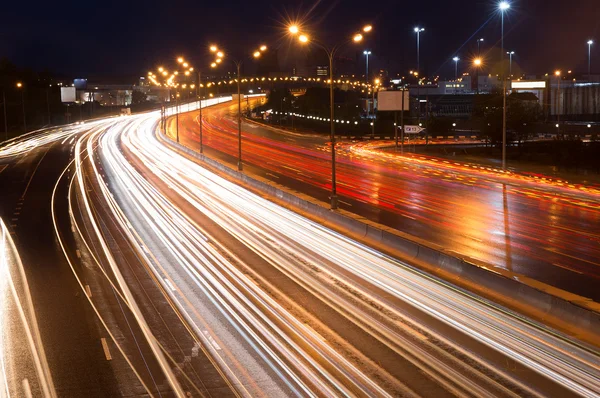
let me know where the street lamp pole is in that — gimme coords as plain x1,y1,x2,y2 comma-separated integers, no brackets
2,91,7,141
363,50,371,83
415,27,425,123
453,56,459,81
588,40,594,81
507,51,515,78
555,70,561,137
292,25,371,210
499,1,510,170
236,61,242,170
16,83,26,133
197,70,203,153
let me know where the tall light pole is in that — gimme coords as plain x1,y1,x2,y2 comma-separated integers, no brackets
588,40,594,81
292,24,372,210
2,90,7,141
453,56,460,81
499,1,510,170
555,70,561,137
364,50,372,122
415,27,425,122
474,58,482,94
16,82,26,133
507,51,515,78
477,38,484,56
232,44,267,171
363,50,371,83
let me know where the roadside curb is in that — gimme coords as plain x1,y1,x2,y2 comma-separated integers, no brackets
156,127,600,346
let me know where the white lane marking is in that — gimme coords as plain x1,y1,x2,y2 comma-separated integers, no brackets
22,378,33,398
75,250,81,259
100,338,112,360
164,278,176,292
202,331,221,351
339,200,352,207
85,285,92,298
266,172,280,179
21,148,50,199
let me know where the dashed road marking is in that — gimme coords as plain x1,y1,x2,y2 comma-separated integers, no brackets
76,249,81,259
164,278,176,292
85,285,92,298
202,331,221,350
101,338,112,360
339,200,352,207
22,378,32,398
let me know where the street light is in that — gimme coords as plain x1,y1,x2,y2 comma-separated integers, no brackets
555,70,561,136
507,51,515,78
16,82,26,133
499,1,510,170
588,40,594,81
473,58,482,94
452,56,460,81
363,50,372,83
291,24,373,209
414,27,425,122
232,44,267,171
477,38,484,56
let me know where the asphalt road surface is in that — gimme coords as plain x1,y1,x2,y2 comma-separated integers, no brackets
172,100,600,302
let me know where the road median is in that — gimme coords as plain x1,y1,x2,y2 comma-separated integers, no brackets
157,126,600,347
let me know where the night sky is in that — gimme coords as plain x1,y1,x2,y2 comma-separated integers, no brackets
1,0,598,80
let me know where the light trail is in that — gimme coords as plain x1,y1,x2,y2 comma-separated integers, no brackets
71,105,599,396
0,218,56,398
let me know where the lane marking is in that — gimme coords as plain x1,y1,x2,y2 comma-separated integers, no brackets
75,250,81,259
21,148,50,199
265,172,280,179
85,285,92,298
22,378,33,398
304,323,327,342
202,331,221,350
0,164,7,174
100,338,112,360
338,200,352,207
163,278,176,292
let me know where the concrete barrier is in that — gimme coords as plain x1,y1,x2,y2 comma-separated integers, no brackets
157,129,600,343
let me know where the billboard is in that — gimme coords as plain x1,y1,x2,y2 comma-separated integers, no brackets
511,81,546,89
377,90,410,111
61,87,76,103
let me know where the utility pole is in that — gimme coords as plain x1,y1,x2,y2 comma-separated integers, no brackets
2,91,7,141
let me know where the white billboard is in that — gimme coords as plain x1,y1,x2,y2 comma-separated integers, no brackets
377,90,410,111
511,81,546,89
61,87,76,103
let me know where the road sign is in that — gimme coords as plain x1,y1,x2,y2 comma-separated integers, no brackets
402,125,425,134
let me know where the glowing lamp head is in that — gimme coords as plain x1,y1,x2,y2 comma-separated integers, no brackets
210,45,217,52
16,82,23,88
499,1,510,10
289,25,299,34
555,70,561,76
216,51,224,58
211,62,217,68
474,58,482,66
299,34,309,43
253,51,261,58
216,58,222,64
353,33,363,42
259,45,267,51
588,40,594,45
177,57,184,63
414,27,424,33
453,57,459,62
363,25,372,33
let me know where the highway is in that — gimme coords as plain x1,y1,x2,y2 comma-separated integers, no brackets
0,103,598,397
173,100,600,302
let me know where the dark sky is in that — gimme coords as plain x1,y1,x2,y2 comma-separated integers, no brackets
1,0,599,80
